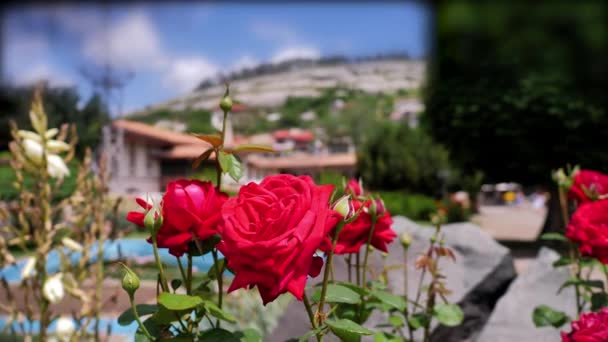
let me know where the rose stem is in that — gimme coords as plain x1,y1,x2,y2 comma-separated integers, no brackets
559,188,582,314
360,218,378,289
212,249,223,327
187,254,193,295
356,218,378,323
404,250,414,342
302,292,321,342
130,295,153,340
176,257,187,290
346,254,352,283
356,252,361,286
317,222,345,328
151,235,169,292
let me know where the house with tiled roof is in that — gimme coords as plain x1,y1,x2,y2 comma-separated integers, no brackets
102,119,356,195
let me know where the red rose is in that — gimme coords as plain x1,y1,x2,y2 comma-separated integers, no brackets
321,198,397,255
346,178,363,197
126,197,153,227
561,308,608,342
566,199,608,263
569,170,608,203
126,179,228,257
217,174,339,304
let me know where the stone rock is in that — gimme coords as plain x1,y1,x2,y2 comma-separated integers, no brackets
267,216,516,342
476,247,576,342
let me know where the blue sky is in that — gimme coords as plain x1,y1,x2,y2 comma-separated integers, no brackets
3,2,429,115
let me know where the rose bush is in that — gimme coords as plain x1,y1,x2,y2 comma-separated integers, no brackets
127,179,227,256
321,197,396,254
565,199,608,264
568,169,608,203
217,174,339,304
561,308,608,342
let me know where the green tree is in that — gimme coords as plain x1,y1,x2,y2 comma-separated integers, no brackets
358,122,450,195
423,1,608,232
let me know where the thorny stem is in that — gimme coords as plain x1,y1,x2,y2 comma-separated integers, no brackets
130,296,153,340
317,222,344,328
302,292,321,342
559,188,582,314
346,254,352,283
175,257,187,291
361,218,378,289
212,249,224,327
151,236,169,292
355,252,361,286
187,254,193,295
404,251,414,342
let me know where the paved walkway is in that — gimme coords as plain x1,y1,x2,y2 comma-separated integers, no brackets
471,204,546,242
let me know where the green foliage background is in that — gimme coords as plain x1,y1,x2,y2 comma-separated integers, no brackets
423,1,608,185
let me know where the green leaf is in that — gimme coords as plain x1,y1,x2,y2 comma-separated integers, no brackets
591,293,608,311
238,328,263,342
117,304,158,326
388,314,405,328
232,144,277,154
152,305,189,324
135,316,162,341
558,279,605,294
204,300,237,323
228,155,243,182
433,303,464,327
218,151,243,182
369,290,406,311
552,257,573,267
199,328,239,342
540,233,567,241
297,328,324,342
312,284,361,304
373,332,400,342
218,151,231,173
325,318,373,342
532,305,570,328
408,313,430,330
171,279,182,291
158,293,203,311
198,328,260,342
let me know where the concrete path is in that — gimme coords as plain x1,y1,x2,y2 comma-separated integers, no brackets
471,204,546,242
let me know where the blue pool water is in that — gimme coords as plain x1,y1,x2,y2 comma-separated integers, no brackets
0,239,220,283
0,316,140,337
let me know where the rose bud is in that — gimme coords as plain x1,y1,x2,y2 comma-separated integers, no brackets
121,265,140,299
400,232,412,249
333,195,354,220
220,87,233,112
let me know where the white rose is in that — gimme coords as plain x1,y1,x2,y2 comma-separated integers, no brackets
43,273,64,303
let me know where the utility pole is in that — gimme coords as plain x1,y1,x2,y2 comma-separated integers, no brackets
78,4,134,118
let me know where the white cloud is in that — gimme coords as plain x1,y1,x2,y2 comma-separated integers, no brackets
250,21,298,44
13,63,74,87
164,57,219,92
271,46,320,64
82,11,166,70
231,55,259,71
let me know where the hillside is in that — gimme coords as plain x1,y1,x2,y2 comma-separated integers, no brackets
128,57,426,116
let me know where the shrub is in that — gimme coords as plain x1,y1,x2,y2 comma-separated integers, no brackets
377,191,437,222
